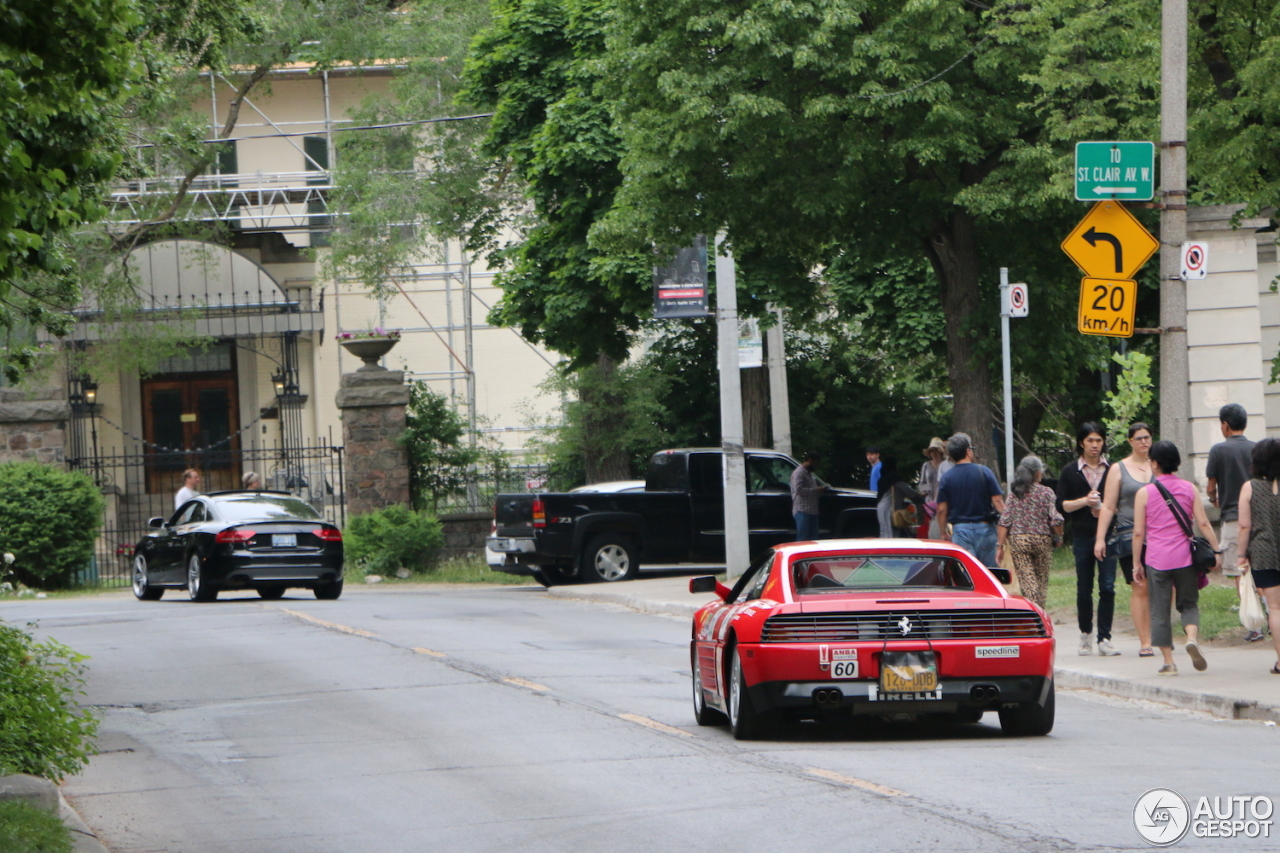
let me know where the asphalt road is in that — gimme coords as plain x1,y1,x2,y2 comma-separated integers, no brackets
4,586,1278,853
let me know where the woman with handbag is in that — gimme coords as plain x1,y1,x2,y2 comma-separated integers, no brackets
1094,422,1156,656
996,456,1063,608
1235,437,1280,674
878,455,925,538
1131,440,1221,674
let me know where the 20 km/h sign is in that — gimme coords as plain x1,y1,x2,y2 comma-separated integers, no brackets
1078,278,1137,338
1061,200,1160,280
1075,141,1155,200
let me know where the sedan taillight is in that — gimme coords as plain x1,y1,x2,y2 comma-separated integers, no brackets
216,529,256,543
314,528,343,542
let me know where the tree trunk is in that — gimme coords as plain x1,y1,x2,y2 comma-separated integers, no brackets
580,353,633,483
923,211,1000,480
741,366,769,448
1015,395,1047,460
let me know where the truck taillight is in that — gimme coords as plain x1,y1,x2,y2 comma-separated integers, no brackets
532,498,546,528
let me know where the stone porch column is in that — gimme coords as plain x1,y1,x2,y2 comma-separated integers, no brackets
335,369,410,517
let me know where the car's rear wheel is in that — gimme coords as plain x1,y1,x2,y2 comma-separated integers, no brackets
998,681,1055,736
950,707,985,724
314,580,343,600
580,535,637,583
132,555,163,601
692,651,728,726
728,646,774,740
187,554,218,602
257,587,286,600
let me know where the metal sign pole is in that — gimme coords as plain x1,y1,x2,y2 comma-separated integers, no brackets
1000,267,1015,489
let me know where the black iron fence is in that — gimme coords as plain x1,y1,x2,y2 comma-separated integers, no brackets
431,463,557,515
70,444,344,588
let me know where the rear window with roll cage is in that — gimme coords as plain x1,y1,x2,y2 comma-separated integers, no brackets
792,555,974,593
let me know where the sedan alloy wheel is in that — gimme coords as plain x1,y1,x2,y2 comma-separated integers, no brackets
132,555,164,601
187,554,218,602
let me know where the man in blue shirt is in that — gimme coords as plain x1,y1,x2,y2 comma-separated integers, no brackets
866,446,882,493
935,433,1005,567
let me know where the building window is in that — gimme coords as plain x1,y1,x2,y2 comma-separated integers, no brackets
304,136,331,247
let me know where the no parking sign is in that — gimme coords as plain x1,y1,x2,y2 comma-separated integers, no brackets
1181,242,1209,280
1005,282,1029,317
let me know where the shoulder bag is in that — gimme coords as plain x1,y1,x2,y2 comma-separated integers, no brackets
1152,479,1217,579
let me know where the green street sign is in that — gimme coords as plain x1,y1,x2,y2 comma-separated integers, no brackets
1074,141,1155,201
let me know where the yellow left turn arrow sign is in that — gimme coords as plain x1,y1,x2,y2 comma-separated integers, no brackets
1061,201,1159,281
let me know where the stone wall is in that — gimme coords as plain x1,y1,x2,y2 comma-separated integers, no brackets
336,370,410,517
0,388,68,466
439,511,490,560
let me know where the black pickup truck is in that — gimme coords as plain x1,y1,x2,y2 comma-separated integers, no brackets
487,448,879,585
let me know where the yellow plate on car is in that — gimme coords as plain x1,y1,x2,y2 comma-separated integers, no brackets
879,651,938,694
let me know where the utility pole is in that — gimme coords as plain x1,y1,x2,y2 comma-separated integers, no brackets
766,306,792,457
716,234,750,580
1160,0,1190,451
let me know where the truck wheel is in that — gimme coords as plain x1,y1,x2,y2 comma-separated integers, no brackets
580,535,638,583
534,565,576,587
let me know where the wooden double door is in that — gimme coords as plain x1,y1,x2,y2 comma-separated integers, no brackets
143,378,241,494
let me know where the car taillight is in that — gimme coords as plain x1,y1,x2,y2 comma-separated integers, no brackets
532,498,546,528
216,529,256,543
315,528,343,542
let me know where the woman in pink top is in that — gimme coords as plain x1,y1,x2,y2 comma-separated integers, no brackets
1131,441,1221,675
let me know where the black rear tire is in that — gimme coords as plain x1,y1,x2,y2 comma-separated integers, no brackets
257,587,287,600
998,681,1055,736
728,646,774,740
314,580,343,600
187,554,218,602
132,555,164,601
580,535,638,583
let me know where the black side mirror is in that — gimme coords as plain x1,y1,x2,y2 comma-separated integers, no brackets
148,517,166,529
990,567,1012,585
689,576,718,594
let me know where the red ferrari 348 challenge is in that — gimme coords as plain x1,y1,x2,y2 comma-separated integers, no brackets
689,539,1056,739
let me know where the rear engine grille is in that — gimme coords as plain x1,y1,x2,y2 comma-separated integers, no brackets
761,610,1047,642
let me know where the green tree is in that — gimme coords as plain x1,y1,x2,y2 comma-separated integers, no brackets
404,383,486,510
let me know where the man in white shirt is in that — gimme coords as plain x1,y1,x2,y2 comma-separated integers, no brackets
174,469,201,509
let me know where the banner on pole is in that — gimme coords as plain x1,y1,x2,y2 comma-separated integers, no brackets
653,235,709,318
738,318,763,368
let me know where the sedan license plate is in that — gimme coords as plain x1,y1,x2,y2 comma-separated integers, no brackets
879,651,938,694
272,533,297,548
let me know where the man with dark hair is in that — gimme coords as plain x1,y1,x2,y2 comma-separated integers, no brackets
791,451,827,541
1206,402,1260,639
1057,422,1119,655
935,433,1005,567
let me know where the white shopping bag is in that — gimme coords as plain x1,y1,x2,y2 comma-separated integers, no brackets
1240,570,1267,634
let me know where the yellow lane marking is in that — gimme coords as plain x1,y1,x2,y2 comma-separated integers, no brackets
618,713,693,737
502,677,550,692
804,767,907,797
279,609,375,638
413,647,447,658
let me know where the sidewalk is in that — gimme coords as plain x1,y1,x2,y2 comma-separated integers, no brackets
546,575,1280,724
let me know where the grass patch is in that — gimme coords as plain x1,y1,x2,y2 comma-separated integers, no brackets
0,800,73,853
1043,545,1242,641
344,555,531,585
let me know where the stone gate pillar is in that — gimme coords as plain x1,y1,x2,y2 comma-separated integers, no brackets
336,369,410,517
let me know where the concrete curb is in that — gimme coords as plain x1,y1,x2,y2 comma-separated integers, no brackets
0,775,109,853
1054,666,1280,724
58,791,111,853
545,586,698,618
546,585,1280,724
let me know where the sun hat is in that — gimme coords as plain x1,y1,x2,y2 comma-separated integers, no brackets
923,437,945,457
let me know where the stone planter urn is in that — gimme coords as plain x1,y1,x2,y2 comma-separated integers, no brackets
340,336,399,371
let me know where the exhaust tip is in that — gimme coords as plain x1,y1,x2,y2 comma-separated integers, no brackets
970,684,1000,702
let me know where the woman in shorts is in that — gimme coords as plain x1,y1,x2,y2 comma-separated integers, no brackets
1094,423,1156,655
1236,437,1280,674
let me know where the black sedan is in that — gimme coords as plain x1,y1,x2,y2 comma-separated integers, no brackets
132,492,344,602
